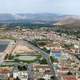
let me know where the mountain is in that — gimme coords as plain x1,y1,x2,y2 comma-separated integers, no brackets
54,16,80,26
53,15,80,31
1,13,80,28
0,13,65,24
15,13,64,21
0,14,15,21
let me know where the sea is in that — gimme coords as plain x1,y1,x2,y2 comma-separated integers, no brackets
0,41,9,52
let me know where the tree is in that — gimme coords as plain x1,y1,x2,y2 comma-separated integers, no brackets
37,78,45,80
15,77,20,80
67,71,73,75
39,58,47,64
18,65,22,71
50,76,57,80
50,56,58,62
22,65,27,70
4,54,8,60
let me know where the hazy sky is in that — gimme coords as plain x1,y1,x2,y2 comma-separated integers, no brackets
0,0,80,15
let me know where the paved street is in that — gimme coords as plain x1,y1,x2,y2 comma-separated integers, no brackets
27,64,34,80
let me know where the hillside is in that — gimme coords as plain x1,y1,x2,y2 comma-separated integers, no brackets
54,16,80,28
0,13,65,24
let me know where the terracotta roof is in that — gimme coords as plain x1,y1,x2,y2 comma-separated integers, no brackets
63,76,77,80
0,67,12,74
33,64,50,68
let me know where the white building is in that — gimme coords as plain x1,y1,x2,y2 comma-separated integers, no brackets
13,70,28,80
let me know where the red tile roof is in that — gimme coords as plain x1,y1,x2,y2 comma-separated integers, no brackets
63,76,77,80
0,67,12,74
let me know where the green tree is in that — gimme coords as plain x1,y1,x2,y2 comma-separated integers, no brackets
37,78,45,80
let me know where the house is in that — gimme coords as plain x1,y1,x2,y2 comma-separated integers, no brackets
33,64,52,80
0,67,13,80
13,70,28,80
62,76,77,80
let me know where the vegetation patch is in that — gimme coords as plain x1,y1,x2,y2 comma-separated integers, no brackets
8,54,42,64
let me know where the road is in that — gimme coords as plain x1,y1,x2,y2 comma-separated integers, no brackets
27,64,34,80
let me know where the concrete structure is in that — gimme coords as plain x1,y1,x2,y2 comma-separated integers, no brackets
13,70,28,80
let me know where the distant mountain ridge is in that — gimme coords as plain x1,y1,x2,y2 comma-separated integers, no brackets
0,13,80,27
0,14,15,21
0,13,65,24
54,15,80,25
53,15,80,30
